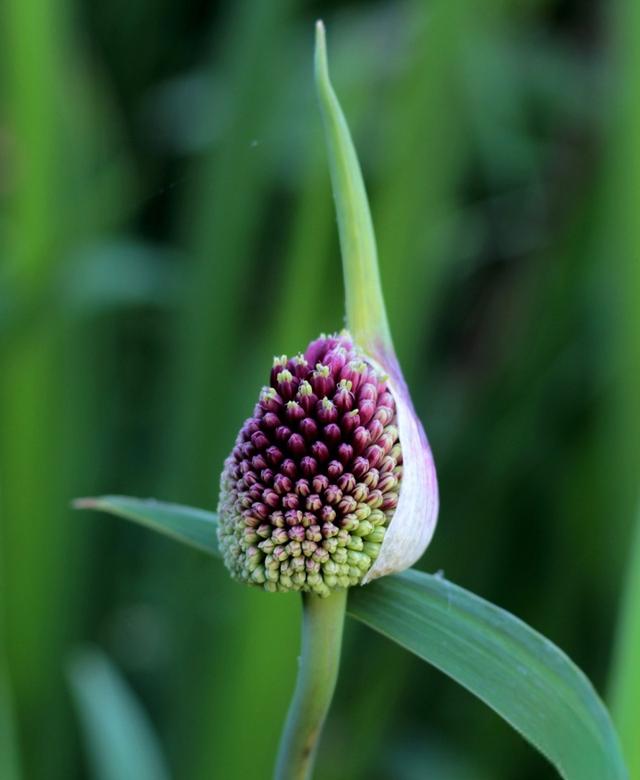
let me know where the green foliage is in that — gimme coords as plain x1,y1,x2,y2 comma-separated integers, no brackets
2,1,637,778
73,497,219,556
68,647,170,780
351,572,627,780
606,0,640,775
75,496,628,779
611,515,640,778
0,660,21,780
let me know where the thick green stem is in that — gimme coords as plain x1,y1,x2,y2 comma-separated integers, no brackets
274,589,347,780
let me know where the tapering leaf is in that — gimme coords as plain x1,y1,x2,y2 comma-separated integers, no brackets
314,21,392,354
73,496,219,556
349,569,628,780
76,496,627,779
68,647,170,780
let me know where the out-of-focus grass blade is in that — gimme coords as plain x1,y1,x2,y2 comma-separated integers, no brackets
166,0,295,500
163,6,301,778
73,497,219,556
375,0,470,375
605,0,640,776
349,569,628,780
0,660,21,780
611,511,640,778
0,552,21,780
68,647,171,780
1,0,129,773
78,497,627,779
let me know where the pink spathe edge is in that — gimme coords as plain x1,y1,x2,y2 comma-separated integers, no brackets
361,342,439,584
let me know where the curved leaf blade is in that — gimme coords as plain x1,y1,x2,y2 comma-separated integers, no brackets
68,647,171,780
75,497,627,778
348,569,628,780
73,496,219,557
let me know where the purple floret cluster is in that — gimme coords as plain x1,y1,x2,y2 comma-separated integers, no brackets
217,333,402,596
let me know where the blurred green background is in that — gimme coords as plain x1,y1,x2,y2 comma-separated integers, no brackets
1,0,639,778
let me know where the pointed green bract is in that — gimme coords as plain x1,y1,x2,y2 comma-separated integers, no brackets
314,21,392,355
76,496,628,779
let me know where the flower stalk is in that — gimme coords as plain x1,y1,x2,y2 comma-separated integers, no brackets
274,590,347,780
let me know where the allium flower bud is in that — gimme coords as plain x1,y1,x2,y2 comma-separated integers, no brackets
218,332,405,597
218,23,440,598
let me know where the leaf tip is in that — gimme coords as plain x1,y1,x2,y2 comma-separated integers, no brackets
314,20,328,88
72,497,100,510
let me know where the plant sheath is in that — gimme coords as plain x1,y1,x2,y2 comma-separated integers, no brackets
314,20,392,356
274,590,347,780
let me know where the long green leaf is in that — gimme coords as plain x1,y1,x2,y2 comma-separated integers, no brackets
349,570,627,780
73,497,219,557
68,647,170,780
76,496,627,779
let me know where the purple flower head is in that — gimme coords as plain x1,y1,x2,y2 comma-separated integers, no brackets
218,332,405,597
219,27,442,597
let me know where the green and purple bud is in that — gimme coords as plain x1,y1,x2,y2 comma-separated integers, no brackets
217,23,439,596
217,328,439,595
218,332,407,596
